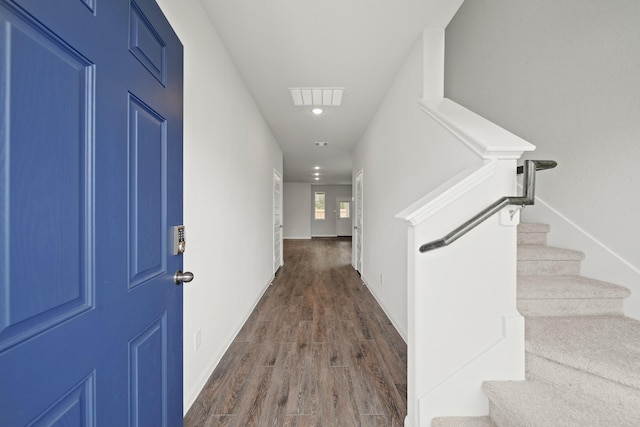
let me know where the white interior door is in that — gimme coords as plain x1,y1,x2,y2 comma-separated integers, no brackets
354,170,363,273
273,170,283,274
336,197,352,236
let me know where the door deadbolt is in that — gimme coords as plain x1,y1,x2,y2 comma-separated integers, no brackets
173,226,186,255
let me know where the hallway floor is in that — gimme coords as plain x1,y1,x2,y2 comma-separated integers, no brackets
184,237,407,426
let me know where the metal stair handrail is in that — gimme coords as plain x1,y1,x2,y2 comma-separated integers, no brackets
419,160,557,253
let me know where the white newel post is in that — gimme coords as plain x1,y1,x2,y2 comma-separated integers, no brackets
398,98,535,427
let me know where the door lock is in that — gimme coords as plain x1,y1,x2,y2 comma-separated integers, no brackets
173,225,186,255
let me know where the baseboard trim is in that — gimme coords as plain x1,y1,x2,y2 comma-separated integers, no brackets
183,276,273,415
522,188,640,275
360,272,408,343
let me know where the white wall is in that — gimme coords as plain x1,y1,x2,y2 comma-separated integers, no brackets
155,0,283,413
283,182,311,239
445,0,640,318
352,36,478,339
311,185,353,237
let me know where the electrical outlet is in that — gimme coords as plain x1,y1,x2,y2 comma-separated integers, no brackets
194,330,202,351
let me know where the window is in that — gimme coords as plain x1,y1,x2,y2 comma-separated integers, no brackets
314,192,325,220
339,201,350,219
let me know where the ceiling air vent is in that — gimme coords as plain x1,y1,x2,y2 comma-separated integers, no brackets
290,87,344,106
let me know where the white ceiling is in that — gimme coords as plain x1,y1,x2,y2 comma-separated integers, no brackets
200,0,451,184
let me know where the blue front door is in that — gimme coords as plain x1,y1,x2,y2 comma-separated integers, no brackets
0,0,184,424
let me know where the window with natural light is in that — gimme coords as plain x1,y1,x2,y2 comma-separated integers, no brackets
314,192,325,220
339,201,350,219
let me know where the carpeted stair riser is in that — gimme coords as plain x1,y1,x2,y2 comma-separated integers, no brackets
518,275,629,317
517,223,550,234
517,231,547,245
431,416,496,427
517,260,581,276
526,352,640,409
518,298,624,316
519,275,630,299
518,245,585,276
516,223,549,246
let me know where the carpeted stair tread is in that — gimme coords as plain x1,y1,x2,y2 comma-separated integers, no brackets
517,223,550,245
483,380,640,426
517,223,550,233
431,416,496,427
526,316,640,390
518,245,585,261
518,275,631,299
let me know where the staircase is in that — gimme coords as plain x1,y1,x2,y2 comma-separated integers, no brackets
432,223,640,426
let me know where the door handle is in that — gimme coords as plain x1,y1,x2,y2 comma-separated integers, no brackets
174,270,194,285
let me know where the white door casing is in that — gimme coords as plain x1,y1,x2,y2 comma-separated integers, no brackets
273,169,283,274
354,170,363,273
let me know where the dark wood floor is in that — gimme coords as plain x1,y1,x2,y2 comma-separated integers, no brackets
184,238,407,426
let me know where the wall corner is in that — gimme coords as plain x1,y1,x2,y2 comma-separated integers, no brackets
422,29,445,100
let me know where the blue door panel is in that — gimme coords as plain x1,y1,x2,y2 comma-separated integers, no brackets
1,311,101,424
0,0,183,424
0,2,94,352
129,1,166,86
129,314,167,427
128,94,166,288
28,374,95,427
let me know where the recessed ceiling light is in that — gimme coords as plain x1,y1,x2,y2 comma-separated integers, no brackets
314,177,320,180
313,173,320,176
314,166,320,170
311,108,323,115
